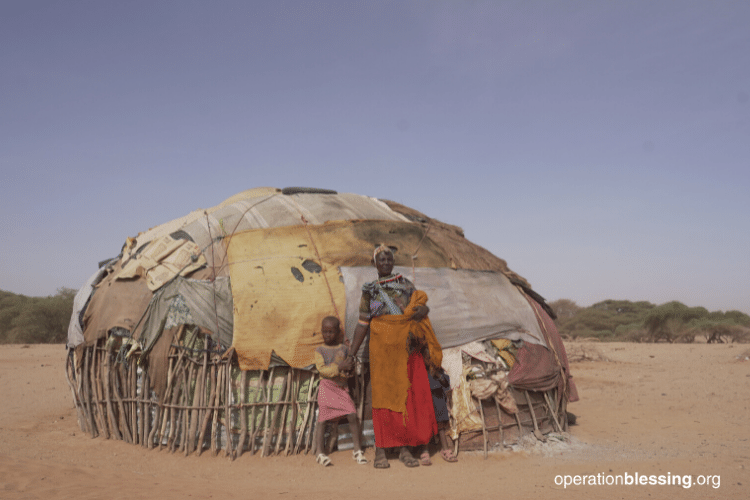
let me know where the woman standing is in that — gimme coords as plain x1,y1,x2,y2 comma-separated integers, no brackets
348,246,443,468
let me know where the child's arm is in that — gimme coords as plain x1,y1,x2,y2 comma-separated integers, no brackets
314,350,341,379
338,347,354,374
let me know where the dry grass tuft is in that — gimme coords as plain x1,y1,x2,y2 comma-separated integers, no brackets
565,342,611,362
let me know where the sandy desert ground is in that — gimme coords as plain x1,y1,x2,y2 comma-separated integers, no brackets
1,341,748,500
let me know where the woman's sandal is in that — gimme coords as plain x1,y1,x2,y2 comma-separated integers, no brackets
353,450,368,465
440,449,458,463
419,451,432,466
316,453,332,467
398,447,420,468
374,448,390,469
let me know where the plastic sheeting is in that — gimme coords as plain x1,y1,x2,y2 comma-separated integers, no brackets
225,218,547,371
75,190,550,377
341,266,547,360
135,189,409,277
116,235,206,291
67,261,114,348
226,219,544,371
132,276,233,354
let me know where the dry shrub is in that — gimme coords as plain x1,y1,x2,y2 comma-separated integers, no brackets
706,325,750,344
566,343,611,362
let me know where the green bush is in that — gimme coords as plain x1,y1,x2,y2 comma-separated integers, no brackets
551,299,655,341
552,297,749,343
0,288,76,344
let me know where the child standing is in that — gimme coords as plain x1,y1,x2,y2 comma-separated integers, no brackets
314,316,368,466
431,368,457,462
420,367,458,464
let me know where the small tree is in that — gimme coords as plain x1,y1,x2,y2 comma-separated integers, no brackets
643,301,708,343
0,288,75,344
549,299,581,320
688,312,750,343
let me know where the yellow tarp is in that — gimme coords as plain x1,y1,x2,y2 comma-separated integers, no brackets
226,223,348,370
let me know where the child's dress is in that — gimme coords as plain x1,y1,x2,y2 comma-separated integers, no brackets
428,371,451,423
314,343,356,422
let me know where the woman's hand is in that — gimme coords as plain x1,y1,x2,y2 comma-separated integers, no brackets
339,355,355,372
410,304,429,321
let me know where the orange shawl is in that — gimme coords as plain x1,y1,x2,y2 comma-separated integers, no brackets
369,290,443,414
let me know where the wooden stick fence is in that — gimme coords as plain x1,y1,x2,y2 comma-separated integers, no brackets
66,338,322,457
65,337,569,458
453,359,569,455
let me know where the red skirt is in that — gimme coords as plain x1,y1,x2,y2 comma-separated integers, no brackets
372,351,438,448
317,379,356,422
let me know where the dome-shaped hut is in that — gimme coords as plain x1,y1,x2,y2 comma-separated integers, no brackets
66,187,577,457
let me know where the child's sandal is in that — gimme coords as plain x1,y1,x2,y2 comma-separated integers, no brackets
353,450,368,465
440,449,458,463
316,453,332,466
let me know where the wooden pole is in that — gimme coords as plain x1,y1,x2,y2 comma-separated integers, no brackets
140,369,150,447
475,396,488,459
82,346,98,438
129,356,138,445
543,390,563,433
294,372,316,455
210,359,224,455
493,396,506,448
167,364,186,452
223,361,233,458
92,346,109,439
147,393,160,450
184,359,198,456
65,350,87,434
114,363,134,443
248,369,268,455
274,369,292,456
189,337,209,455
177,360,192,454
197,361,217,456
524,390,546,442
514,411,523,437
305,382,320,454
237,369,248,458
260,367,276,457
102,352,122,441
157,351,176,450
284,370,298,456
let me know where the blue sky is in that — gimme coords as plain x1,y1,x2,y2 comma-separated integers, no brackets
1,1,748,314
